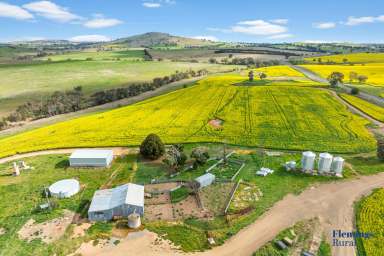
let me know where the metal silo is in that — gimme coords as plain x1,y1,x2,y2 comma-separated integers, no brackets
301,151,316,171
331,156,344,174
318,153,333,174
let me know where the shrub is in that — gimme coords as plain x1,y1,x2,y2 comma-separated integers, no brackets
191,147,210,166
140,134,165,160
351,87,359,95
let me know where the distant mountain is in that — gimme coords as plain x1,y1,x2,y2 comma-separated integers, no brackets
111,32,219,48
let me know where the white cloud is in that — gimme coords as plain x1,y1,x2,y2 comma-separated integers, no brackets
84,18,123,28
69,35,111,42
270,19,288,25
345,16,376,26
0,2,33,20
192,35,218,41
23,1,81,22
143,2,161,8
267,33,293,39
313,22,336,29
231,20,287,35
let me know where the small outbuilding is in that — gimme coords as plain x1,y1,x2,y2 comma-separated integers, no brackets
195,173,215,188
69,150,114,167
49,179,80,198
88,183,144,221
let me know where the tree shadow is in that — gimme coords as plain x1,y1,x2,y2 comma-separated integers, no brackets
55,159,70,169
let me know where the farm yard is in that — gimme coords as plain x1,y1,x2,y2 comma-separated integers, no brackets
0,146,356,255
0,74,375,159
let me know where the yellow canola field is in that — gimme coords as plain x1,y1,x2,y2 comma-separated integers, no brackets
302,64,384,86
340,94,384,122
0,75,375,158
305,53,384,64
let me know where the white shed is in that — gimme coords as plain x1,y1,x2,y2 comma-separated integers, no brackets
70,150,113,167
195,173,215,188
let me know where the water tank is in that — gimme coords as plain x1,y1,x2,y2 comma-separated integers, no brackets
331,157,344,174
128,213,141,229
318,153,333,173
301,151,316,171
49,179,80,198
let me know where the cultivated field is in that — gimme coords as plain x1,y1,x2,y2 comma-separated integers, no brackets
302,64,384,86
355,188,384,256
0,60,236,117
40,49,145,61
305,53,384,64
255,65,305,78
0,74,375,158
340,94,384,122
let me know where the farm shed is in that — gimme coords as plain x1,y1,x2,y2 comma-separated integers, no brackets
195,173,215,188
69,149,113,167
88,183,144,221
49,179,80,198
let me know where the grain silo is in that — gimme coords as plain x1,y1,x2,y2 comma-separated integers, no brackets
318,153,333,173
128,213,141,229
331,156,344,174
301,151,316,171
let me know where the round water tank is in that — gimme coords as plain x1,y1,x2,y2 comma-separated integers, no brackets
49,179,80,198
331,156,344,174
128,213,141,229
318,153,333,173
301,151,316,171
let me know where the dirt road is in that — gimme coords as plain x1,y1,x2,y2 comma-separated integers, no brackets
72,173,384,256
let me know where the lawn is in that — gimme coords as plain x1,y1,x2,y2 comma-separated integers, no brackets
355,188,384,256
0,60,237,116
0,154,125,255
305,53,384,64
340,94,384,122
0,74,375,158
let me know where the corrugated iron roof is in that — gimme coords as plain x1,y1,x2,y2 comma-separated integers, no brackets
195,173,215,183
88,183,144,212
70,150,113,159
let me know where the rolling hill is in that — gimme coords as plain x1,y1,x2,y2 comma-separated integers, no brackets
110,32,219,48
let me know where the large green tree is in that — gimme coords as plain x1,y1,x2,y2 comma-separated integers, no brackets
140,134,165,160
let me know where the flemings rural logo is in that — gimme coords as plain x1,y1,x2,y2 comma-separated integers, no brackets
332,230,374,247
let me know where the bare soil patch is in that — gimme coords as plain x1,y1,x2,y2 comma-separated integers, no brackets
71,222,92,239
18,210,75,243
208,119,223,129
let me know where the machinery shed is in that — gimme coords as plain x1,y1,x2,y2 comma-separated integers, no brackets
69,149,113,167
88,183,144,221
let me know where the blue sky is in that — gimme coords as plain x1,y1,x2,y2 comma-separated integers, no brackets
1,0,384,43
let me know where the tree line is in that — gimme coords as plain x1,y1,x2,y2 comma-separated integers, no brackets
209,56,280,67
0,68,209,130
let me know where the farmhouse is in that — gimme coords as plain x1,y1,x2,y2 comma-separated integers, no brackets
88,183,144,221
195,173,215,188
69,149,113,167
